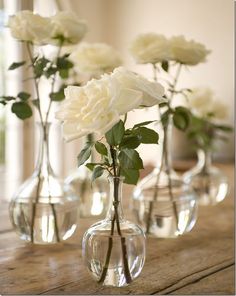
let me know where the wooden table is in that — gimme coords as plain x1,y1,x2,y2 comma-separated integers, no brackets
0,163,234,295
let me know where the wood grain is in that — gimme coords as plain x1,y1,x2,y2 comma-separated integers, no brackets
0,163,234,295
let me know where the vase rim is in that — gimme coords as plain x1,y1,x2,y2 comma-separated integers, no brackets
108,175,125,181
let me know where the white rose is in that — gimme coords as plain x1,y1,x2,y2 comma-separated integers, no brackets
130,33,171,64
49,11,87,45
7,10,53,45
56,67,165,141
188,88,214,117
210,101,229,121
109,67,165,109
69,42,123,75
56,79,142,141
170,35,211,65
188,88,228,122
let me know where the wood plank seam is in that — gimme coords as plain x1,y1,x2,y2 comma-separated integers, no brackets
33,259,234,295
153,259,234,295
39,280,79,295
0,229,14,235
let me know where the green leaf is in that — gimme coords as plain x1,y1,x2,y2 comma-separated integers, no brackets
11,102,32,119
118,149,143,170
161,60,169,72
161,110,171,127
120,135,140,149
77,143,92,167
86,163,98,171
8,61,26,70
120,168,140,185
173,107,190,131
214,124,233,132
173,113,188,131
159,102,168,108
32,99,40,107
105,120,125,146
57,56,73,69
34,57,50,78
133,127,159,144
92,166,104,182
44,66,57,78
17,92,30,101
59,69,69,79
133,121,155,129
95,142,108,156
50,87,65,101
0,96,15,101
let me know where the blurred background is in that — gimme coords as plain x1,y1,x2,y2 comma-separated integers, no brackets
0,0,234,200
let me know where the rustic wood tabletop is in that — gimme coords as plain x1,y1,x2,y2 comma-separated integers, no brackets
0,163,234,295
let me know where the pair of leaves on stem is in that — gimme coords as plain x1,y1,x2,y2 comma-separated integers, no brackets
0,92,32,119
9,54,73,80
4,54,73,120
187,115,233,150
77,120,159,185
33,55,73,80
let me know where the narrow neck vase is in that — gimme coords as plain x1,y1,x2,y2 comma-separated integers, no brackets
9,122,79,244
82,175,146,287
183,148,229,205
133,117,198,238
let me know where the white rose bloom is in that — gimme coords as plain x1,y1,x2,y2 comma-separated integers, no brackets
56,67,165,141
188,88,214,117
130,33,171,64
188,88,228,122
109,67,165,108
210,101,229,121
56,82,121,141
8,10,53,45
50,11,87,45
170,35,211,65
70,42,123,75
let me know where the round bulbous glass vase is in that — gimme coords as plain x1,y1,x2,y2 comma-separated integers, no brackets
132,119,198,238
65,166,109,218
82,176,146,287
9,123,79,244
183,149,229,205
133,168,197,238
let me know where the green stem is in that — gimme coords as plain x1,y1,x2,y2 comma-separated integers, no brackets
123,113,128,125
42,44,62,243
98,146,132,284
26,42,43,242
26,42,44,125
26,42,61,242
146,64,181,235
162,125,179,230
45,43,63,126
152,63,158,82
45,126,60,242
145,150,164,234
169,63,182,104
98,213,116,283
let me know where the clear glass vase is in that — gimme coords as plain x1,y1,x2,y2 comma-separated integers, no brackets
9,123,79,244
82,176,146,287
133,119,198,238
65,140,109,218
183,149,229,205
